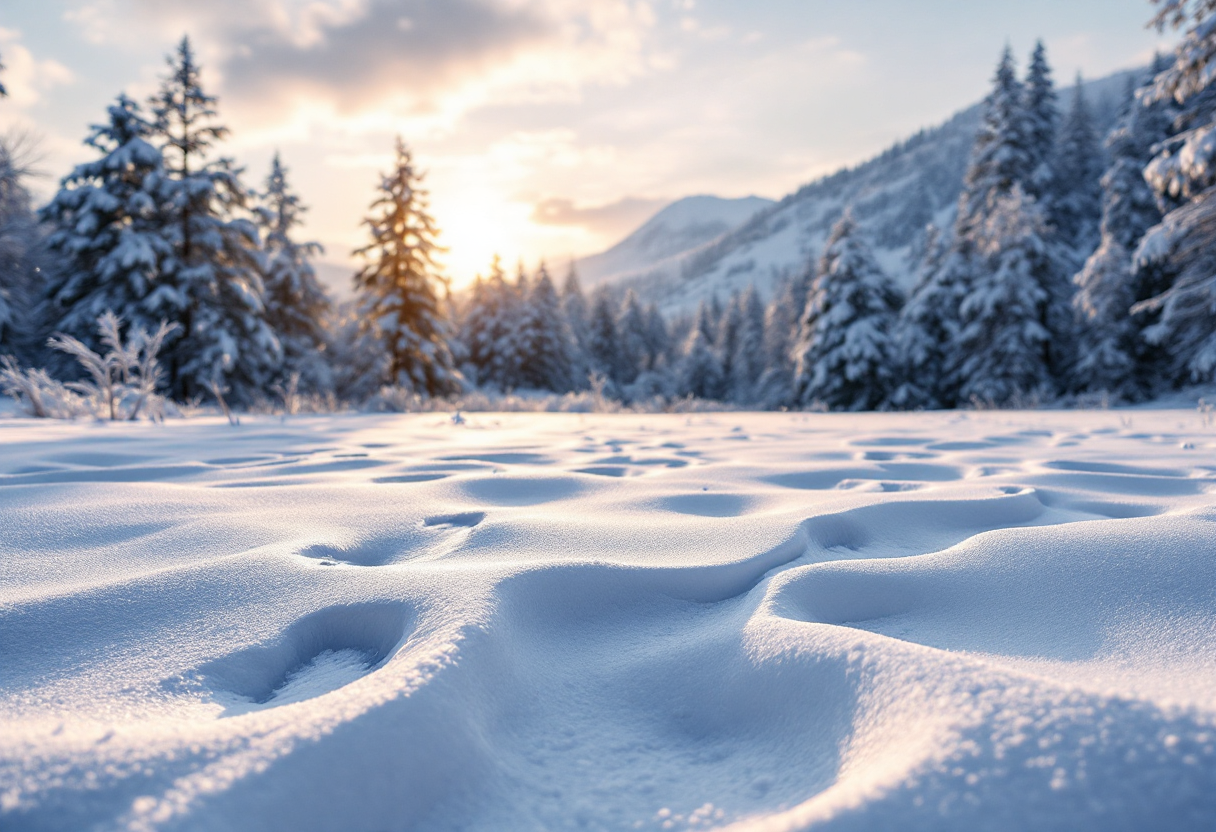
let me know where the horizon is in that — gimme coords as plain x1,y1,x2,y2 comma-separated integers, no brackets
1,1,1176,292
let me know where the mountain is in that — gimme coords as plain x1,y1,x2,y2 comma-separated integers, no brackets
589,69,1140,315
574,195,774,290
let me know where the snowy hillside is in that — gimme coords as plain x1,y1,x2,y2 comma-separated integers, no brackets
574,195,774,290
4,409,1216,830
597,71,1140,314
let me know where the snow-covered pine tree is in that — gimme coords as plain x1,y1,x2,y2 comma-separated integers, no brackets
895,224,955,408
677,301,725,400
353,136,457,396
586,287,623,385
716,291,743,395
42,98,168,340
255,153,331,393
0,51,7,98
517,262,576,392
727,285,766,403
1052,76,1105,260
957,46,1034,240
643,303,670,372
957,186,1055,406
793,213,902,411
1131,1,1216,383
560,262,590,387
1023,41,1058,203
616,289,649,386
41,95,169,358
149,36,279,403
754,269,810,409
1073,67,1174,397
0,134,45,362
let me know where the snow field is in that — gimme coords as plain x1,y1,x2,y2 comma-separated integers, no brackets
2,410,1216,830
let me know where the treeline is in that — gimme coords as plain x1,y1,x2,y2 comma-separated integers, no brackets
4,6,1216,414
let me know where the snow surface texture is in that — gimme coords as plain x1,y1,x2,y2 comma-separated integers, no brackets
2,410,1216,831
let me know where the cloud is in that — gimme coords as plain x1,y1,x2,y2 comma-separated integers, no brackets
531,196,669,237
0,28,75,108
220,0,551,114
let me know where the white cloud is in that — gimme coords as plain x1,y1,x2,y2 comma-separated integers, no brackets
0,28,75,108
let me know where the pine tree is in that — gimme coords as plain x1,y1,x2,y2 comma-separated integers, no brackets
678,301,725,400
643,304,670,369
149,36,279,403
1073,68,1173,397
0,136,41,361
353,136,457,396
256,153,331,392
517,262,576,392
717,291,743,393
41,95,169,356
957,46,1034,240
586,287,623,384
1052,76,1104,259
0,51,7,98
755,271,808,409
957,186,1055,405
1023,41,1058,202
560,262,590,386
616,289,649,385
728,285,766,403
895,224,956,408
794,213,902,411
1131,2,1216,383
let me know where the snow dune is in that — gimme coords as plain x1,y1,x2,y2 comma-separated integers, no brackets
2,410,1216,831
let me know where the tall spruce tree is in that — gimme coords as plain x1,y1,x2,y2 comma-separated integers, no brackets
149,36,279,403
678,301,725,400
755,269,809,409
1131,1,1216,383
1073,68,1173,397
0,136,42,361
1023,41,1059,202
586,287,623,384
793,213,902,411
728,285,766,404
1052,76,1105,259
957,186,1055,406
896,225,954,409
353,136,457,396
256,153,330,392
42,95,169,353
616,289,649,385
517,262,576,392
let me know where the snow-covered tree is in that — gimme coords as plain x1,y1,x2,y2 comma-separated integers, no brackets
728,285,766,403
677,301,724,400
896,224,957,408
717,291,743,393
794,213,902,411
643,303,670,371
0,51,7,98
956,46,1034,240
42,95,168,355
1023,40,1058,202
586,287,623,384
754,269,810,409
1131,1,1216,383
1052,76,1104,259
517,262,576,392
956,186,1055,406
149,36,279,403
353,136,457,396
616,289,649,385
1073,67,1174,397
256,153,330,392
0,134,45,362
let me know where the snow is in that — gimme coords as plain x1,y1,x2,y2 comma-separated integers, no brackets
3,409,1216,830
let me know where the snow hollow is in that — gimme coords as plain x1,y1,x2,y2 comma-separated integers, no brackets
3,409,1216,831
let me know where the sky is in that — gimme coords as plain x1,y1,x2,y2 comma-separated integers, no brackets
0,0,1177,291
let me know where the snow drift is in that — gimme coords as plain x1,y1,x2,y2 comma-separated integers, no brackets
2,409,1216,830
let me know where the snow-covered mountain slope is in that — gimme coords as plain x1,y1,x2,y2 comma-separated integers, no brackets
574,195,774,290
595,70,1141,315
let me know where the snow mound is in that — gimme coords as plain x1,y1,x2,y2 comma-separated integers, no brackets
2,410,1216,830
